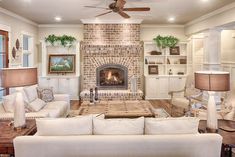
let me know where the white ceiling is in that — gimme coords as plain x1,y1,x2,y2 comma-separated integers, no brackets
0,0,234,24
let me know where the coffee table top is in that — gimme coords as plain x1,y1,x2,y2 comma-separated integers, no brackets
71,100,155,118
199,120,235,147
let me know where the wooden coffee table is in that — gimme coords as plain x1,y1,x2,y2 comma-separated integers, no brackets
199,120,235,157
70,100,155,118
0,120,37,156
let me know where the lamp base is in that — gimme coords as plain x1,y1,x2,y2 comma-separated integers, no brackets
206,91,218,130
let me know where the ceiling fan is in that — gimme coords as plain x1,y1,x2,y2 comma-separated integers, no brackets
84,0,150,19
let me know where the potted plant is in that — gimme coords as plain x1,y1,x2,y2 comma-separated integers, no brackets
45,34,76,48
153,35,179,52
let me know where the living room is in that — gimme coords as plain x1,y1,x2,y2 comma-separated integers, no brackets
0,0,235,157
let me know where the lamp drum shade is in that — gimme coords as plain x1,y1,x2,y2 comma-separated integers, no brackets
0,67,38,88
195,71,230,92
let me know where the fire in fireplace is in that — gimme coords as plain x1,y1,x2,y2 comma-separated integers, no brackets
96,64,128,89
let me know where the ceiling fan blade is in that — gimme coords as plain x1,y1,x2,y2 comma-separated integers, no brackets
118,11,130,19
95,11,113,17
116,0,126,9
123,7,150,11
84,6,110,10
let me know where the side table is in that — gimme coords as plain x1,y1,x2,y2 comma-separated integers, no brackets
199,120,235,157
0,120,37,157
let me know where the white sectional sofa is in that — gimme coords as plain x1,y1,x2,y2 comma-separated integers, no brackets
13,116,222,157
0,94,70,119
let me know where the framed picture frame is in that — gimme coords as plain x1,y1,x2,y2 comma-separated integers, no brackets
148,65,158,75
48,54,76,74
170,46,180,55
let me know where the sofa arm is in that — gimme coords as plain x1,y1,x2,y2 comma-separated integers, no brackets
54,94,70,105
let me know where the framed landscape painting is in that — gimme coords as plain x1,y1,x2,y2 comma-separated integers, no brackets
48,54,75,73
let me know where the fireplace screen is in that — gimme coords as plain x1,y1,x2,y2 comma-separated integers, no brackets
96,64,128,89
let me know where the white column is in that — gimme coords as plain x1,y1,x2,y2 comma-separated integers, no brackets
203,29,222,71
203,29,222,106
40,40,47,77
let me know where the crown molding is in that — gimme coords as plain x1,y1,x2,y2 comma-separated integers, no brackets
140,24,184,28
186,2,235,27
38,24,83,28
0,7,38,26
0,23,11,32
80,19,143,24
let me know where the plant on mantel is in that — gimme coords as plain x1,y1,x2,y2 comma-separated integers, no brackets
45,34,77,48
153,35,179,50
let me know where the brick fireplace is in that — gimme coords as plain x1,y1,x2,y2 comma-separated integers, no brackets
80,23,143,100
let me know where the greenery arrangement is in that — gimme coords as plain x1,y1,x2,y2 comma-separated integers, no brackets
153,35,179,49
45,34,76,47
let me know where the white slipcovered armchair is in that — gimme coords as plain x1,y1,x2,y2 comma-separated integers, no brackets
169,86,201,117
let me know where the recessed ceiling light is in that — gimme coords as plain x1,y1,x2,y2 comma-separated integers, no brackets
54,16,62,22
201,0,209,2
168,17,175,23
23,0,31,2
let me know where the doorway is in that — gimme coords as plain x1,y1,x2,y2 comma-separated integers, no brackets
0,30,9,99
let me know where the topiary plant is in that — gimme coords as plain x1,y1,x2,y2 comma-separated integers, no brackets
153,35,179,49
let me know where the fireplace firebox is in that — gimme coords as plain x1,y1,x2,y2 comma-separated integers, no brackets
96,64,128,89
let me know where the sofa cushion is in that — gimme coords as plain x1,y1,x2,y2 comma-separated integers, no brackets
23,85,38,103
2,94,16,113
28,98,46,112
145,117,199,135
41,101,68,118
37,87,54,102
93,117,144,135
36,116,93,136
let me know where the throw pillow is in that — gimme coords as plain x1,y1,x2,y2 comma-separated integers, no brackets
93,116,144,135
23,85,38,103
37,87,54,102
145,117,200,135
27,98,46,112
2,94,16,113
36,115,93,136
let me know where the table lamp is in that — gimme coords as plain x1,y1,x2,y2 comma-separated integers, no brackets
0,67,37,129
195,71,230,132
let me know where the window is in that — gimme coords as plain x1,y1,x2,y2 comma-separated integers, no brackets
0,30,9,100
22,34,33,67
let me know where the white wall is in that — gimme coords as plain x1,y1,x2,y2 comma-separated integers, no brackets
38,25,83,41
0,11,38,67
38,24,187,42
140,25,187,41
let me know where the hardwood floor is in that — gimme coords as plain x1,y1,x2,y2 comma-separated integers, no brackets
70,100,81,110
148,100,171,114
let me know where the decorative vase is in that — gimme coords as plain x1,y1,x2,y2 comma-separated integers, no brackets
90,88,94,104
94,87,98,102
